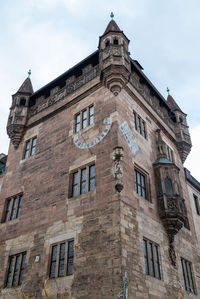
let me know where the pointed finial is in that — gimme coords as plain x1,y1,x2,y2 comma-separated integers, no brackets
166,87,170,96
28,69,31,78
110,12,114,19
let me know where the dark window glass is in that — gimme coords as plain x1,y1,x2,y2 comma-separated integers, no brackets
133,112,137,130
75,113,80,133
143,239,161,280
193,194,200,215
165,177,173,195
20,98,26,106
89,165,95,191
105,40,110,47
135,169,146,199
3,195,23,223
181,258,196,294
89,106,94,125
6,252,26,288
142,121,146,139
113,38,118,45
82,109,87,129
30,137,37,156
58,243,66,277
138,117,142,134
16,195,23,218
24,140,30,159
5,199,11,222
10,198,17,220
50,245,58,278
80,168,87,194
67,240,74,276
72,172,78,197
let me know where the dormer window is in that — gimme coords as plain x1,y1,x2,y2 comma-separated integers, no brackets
113,38,118,45
20,98,26,106
105,40,110,47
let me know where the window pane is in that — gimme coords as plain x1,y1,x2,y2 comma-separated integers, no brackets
50,245,58,278
89,106,94,125
133,112,137,130
58,243,66,277
75,114,80,133
89,165,95,191
80,168,87,194
142,121,146,139
165,177,173,195
194,195,200,215
18,253,26,285
6,256,14,287
154,245,161,279
24,140,30,158
138,117,142,134
5,199,11,222
30,137,37,156
82,110,87,129
149,243,155,277
143,240,149,275
12,255,20,286
72,172,79,197
10,198,17,220
67,240,74,275
16,195,23,218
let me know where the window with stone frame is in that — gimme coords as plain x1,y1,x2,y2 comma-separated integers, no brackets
143,238,161,280
134,167,150,201
70,164,95,198
5,252,26,287
2,194,23,223
23,136,37,159
133,111,147,139
75,105,94,133
193,194,200,215
49,240,74,278
181,257,196,294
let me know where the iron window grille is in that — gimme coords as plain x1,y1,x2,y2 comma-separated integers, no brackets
49,240,74,278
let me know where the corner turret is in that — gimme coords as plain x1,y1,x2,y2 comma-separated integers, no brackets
99,15,131,95
167,94,192,163
7,73,33,148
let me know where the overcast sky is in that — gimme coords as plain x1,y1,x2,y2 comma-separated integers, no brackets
0,0,199,180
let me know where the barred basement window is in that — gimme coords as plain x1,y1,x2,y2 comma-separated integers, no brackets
181,258,196,294
75,105,94,133
49,240,74,278
6,252,26,287
133,111,147,139
23,136,37,159
3,194,23,222
193,194,200,215
71,164,95,198
134,168,149,200
143,239,161,280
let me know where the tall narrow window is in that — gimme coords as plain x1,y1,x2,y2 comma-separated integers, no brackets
134,168,147,200
23,137,37,159
75,113,81,133
181,258,196,294
49,240,74,278
133,112,137,130
138,117,142,134
143,238,161,280
82,109,87,129
6,252,26,287
3,194,23,222
71,164,95,197
89,106,94,125
142,121,146,139
193,194,200,215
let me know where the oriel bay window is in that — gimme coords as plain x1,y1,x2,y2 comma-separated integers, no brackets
71,164,95,197
49,240,74,278
143,239,161,280
3,194,23,222
6,252,26,287
75,105,94,133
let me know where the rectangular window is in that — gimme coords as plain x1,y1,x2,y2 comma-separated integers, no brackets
143,238,161,280
193,194,200,215
71,164,95,198
23,136,37,159
133,111,147,139
49,240,74,278
165,143,173,162
181,258,196,294
134,168,147,200
6,252,26,287
3,194,23,222
74,105,94,132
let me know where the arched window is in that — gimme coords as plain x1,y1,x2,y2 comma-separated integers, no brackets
164,177,173,195
20,98,26,106
113,38,118,45
179,117,183,123
105,40,110,47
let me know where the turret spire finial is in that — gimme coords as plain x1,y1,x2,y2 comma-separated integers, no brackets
28,69,31,78
110,12,114,19
166,87,170,96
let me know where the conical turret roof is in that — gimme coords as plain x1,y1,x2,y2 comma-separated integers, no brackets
17,77,33,94
167,94,183,113
103,19,122,35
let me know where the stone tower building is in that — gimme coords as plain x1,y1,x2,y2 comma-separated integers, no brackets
0,18,199,299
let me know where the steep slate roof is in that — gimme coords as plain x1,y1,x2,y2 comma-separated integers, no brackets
103,20,122,34
167,94,183,113
18,77,34,94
